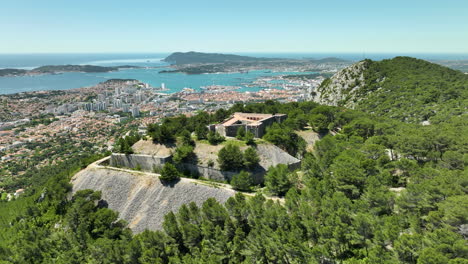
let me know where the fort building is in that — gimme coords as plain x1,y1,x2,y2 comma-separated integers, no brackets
209,112,287,138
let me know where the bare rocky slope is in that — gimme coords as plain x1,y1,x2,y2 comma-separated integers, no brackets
312,60,369,108
71,162,236,233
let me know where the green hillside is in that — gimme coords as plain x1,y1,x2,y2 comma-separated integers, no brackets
317,57,468,123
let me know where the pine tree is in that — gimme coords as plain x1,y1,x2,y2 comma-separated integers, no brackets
195,124,209,140
244,131,255,145
231,171,253,191
160,163,180,182
264,164,292,196
236,127,246,140
217,144,244,171
243,147,260,170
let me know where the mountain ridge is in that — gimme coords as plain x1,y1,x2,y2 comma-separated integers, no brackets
314,56,468,122
163,51,280,65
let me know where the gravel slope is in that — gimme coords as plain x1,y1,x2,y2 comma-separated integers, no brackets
71,166,235,233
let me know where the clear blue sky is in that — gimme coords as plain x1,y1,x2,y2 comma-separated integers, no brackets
1,0,467,54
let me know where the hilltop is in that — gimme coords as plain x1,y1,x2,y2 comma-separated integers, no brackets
162,51,273,65
314,56,468,122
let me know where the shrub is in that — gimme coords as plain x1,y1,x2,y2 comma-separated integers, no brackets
208,131,225,145
134,163,142,171
115,132,140,154
152,165,161,174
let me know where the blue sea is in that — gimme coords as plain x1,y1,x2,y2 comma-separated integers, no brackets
1,53,467,95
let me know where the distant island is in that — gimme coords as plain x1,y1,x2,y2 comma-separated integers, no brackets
0,64,140,77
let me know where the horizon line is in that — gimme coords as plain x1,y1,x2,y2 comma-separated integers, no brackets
1,51,468,55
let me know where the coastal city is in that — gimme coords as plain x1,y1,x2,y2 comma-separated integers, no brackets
0,70,325,190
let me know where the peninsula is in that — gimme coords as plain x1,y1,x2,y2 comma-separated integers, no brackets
0,64,141,77
160,51,351,74
162,51,275,65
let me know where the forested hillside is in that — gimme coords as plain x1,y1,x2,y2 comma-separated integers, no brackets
316,57,468,123
1,99,466,263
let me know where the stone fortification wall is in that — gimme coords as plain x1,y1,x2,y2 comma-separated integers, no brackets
177,163,237,182
109,154,242,183
223,123,244,137
177,163,264,184
110,153,171,171
110,142,301,183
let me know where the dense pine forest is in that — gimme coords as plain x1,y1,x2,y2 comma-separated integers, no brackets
1,58,467,263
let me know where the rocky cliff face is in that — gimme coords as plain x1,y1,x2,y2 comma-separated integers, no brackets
71,165,235,233
313,61,370,108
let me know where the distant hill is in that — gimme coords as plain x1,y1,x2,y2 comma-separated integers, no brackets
163,51,273,65
306,57,350,63
314,56,468,122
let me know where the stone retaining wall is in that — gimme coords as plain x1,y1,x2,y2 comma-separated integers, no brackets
110,153,172,171
177,163,237,182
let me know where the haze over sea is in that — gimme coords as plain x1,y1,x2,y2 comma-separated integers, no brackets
1,53,467,95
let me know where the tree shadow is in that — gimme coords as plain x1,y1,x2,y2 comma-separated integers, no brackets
318,131,330,139
161,141,177,148
250,165,267,185
97,199,109,209
246,141,257,147
160,178,181,188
